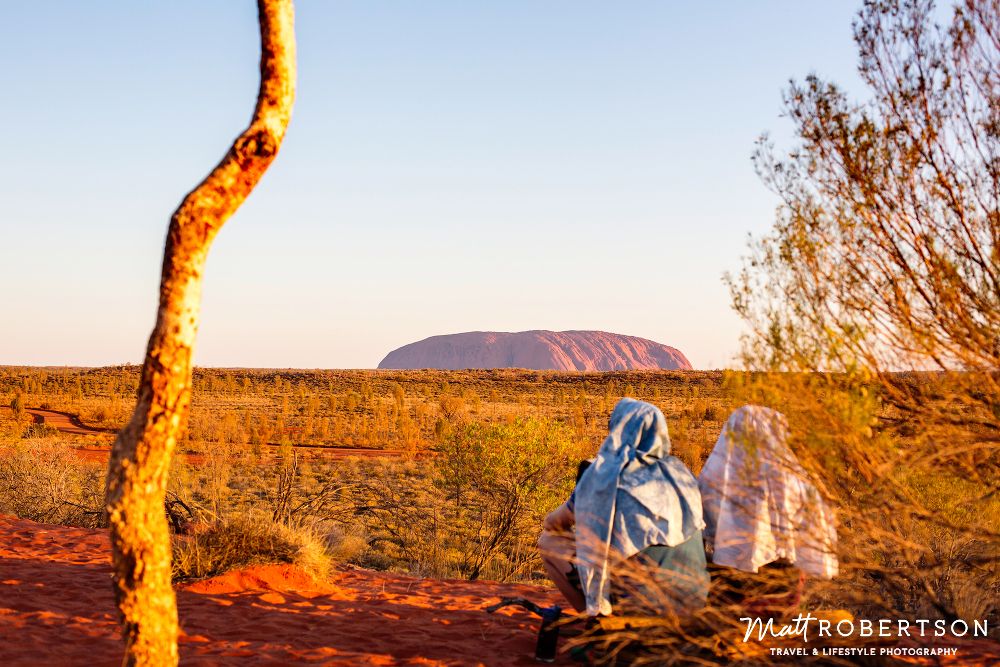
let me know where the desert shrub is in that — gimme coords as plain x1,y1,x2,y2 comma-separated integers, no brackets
171,512,331,582
0,440,104,527
433,417,584,580
334,417,587,581
21,422,59,439
315,520,369,563
10,394,24,422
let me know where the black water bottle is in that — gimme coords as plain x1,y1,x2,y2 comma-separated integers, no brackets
534,605,562,662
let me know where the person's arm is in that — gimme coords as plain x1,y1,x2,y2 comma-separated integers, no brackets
543,501,575,532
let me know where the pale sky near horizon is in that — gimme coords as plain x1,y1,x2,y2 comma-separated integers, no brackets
0,1,864,370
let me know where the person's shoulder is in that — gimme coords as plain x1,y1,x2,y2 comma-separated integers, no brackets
660,454,698,477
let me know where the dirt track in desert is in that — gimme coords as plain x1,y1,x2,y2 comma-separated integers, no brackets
24,407,117,436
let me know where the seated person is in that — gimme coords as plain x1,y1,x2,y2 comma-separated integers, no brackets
699,406,838,617
538,398,710,617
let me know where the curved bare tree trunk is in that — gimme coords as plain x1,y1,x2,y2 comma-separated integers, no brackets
104,2,295,664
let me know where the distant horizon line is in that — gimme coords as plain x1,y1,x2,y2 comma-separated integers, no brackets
1,363,961,374
0,362,730,372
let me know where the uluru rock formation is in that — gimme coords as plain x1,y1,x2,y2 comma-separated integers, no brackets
378,330,692,371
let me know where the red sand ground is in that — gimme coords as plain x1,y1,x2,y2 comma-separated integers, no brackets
3,517,998,666
0,516,566,666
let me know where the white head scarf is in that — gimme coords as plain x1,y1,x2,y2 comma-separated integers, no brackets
575,398,705,616
698,405,838,578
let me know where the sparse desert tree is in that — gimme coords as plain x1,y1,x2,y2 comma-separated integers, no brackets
104,1,296,664
434,418,582,580
729,0,998,623
10,393,24,422
733,0,998,376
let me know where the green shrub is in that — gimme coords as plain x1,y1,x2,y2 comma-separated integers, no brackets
432,417,585,580
9,394,24,422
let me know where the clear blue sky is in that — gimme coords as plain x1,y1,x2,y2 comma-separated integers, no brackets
0,1,863,369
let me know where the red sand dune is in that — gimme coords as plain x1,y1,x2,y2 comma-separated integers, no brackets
0,515,565,666
2,516,997,666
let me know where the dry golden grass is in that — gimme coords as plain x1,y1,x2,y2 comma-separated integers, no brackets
171,513,331,583
0,366,736,581
0,366,735,464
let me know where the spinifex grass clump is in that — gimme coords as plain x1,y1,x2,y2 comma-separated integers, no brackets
171,513,331,583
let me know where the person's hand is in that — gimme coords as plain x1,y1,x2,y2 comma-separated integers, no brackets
543,502,574,532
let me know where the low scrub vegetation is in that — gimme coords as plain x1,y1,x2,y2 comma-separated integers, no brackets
1,362,996,659
0,367,734,584
171,513,331,583
0,438,104,527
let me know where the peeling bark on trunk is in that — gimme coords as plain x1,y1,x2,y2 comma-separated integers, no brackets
104,2,295,664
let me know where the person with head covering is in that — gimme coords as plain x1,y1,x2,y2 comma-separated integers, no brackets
698,405,838,615
538,398,709,617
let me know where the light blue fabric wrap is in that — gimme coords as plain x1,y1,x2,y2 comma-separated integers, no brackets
574,398,705,615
